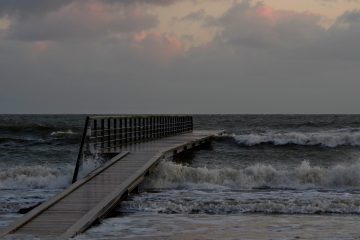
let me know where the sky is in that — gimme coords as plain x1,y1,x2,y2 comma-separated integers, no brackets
0,0,360,114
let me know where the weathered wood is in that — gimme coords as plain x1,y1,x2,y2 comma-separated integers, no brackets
1,130,224,238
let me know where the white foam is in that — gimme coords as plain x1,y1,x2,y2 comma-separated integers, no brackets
50,130,75,136
234,128,360,147
144,160,360,189
78,155,104,179
0,165,72,189
121,189,360,215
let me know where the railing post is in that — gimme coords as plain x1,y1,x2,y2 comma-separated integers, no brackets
134,117,136,142
114,118,117,148
107,118,111,150
160,116,165,137
101,119,105,150
93,119,97,151
174,116,177,135
144,117,148,140
180,116,183,133
149,117,152,139
138,117,141,141
72,116,90,183
119,118,122,147
177,116,180,133
152,116,155,139
183,116,186,132
129,118,133,143
172,116,175,135
166,116,170,136
155,117,159,138
141,117,145,141
124,118,128,144
190,116,193,131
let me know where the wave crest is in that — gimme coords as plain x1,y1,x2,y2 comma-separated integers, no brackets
0,165,72,189
50,130,76,136
144,160,360,189
121,191,360,215
234,128,360,147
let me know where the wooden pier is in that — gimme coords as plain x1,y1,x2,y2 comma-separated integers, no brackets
1,115,223,238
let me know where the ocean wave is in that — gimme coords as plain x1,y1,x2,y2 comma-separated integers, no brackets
0,155,106,190
120,190,360,215
144,160,360,190
0,136,78,147
0,124,60,133
234,128,360,147
0,123,80,137
0,137,37,145
50,130,76,136
0,165,73,189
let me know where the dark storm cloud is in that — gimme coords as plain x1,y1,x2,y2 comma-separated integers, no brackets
0,0,182,17
0,0,73,17
336,9,360,23
7,4,158,41
208,1,325,49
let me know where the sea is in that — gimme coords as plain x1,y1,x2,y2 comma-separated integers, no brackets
1,114,360,239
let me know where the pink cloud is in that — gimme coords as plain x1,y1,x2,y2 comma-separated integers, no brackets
131,31,184,63
256,6,278,23
213,1,323,48
32,41,53,53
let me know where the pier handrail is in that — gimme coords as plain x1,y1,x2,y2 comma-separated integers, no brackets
72,115,193,183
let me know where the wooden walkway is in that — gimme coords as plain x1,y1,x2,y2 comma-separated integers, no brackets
1,129,222,238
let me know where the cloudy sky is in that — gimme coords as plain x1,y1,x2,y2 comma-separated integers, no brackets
0,0,360,114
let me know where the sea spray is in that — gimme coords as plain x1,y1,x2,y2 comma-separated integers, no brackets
77,154,105,179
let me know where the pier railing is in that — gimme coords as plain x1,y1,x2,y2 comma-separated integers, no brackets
72,115,193,183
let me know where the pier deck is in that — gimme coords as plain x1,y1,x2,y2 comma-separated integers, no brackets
1,123,222,238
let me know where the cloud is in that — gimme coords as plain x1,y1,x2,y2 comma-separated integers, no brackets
131,31,184,63
1,0,360,114
332,9,360,28
6,1,158,42
209,1,324,49
181,9,207,21
0,0,183,18
0,0,74,17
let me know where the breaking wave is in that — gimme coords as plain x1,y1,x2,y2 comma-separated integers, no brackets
121,189,360,215
130,160,360,215
50,130,76,136
144,160,360,190
234,128,360,147
0,156,108,191
0,165,73,189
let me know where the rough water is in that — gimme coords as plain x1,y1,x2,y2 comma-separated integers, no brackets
1,115,360,239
